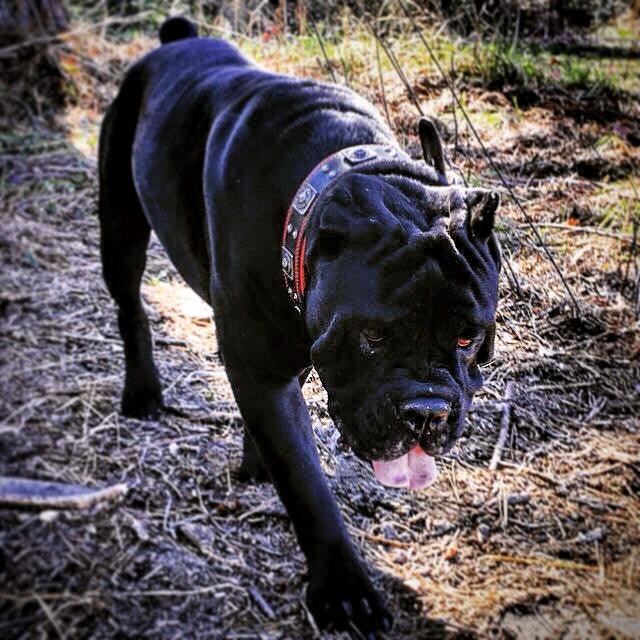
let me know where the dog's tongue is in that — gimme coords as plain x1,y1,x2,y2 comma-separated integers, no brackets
371,445,438,490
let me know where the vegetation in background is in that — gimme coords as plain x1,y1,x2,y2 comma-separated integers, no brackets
1,2,638,637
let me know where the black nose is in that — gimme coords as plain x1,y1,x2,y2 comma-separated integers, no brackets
400,398,451,445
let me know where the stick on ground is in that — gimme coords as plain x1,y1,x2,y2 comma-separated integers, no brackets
0,477,128,509
489,381,516,471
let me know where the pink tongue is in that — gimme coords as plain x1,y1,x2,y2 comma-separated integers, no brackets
372,445,438,490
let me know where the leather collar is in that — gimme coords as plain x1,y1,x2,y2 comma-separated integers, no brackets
281,144,406,313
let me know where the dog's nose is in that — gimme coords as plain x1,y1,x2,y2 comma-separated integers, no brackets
400,398,450,443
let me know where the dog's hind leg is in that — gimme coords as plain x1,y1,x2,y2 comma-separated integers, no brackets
98,78,163,420
238,429,270,482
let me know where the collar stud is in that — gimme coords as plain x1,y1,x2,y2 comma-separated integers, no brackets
281,144,407,312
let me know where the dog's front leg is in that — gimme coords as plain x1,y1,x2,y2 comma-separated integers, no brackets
227,369,392,636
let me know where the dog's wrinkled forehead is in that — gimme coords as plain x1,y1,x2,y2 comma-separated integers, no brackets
341,175,498,304
419,186,467,216
307,170,501,373
306,169,500,327
344,172,465,230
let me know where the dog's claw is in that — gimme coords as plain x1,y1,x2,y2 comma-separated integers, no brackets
307,560,392,638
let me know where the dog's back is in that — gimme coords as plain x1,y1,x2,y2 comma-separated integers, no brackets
101,18,390,302
100,23,258,299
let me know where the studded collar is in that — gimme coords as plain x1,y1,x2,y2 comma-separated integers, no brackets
281,144,406,313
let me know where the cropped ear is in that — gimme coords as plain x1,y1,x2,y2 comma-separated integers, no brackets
466,189,500,241
477,322,495,364
311,187,367,257
418,118,447,184
313,206,350,258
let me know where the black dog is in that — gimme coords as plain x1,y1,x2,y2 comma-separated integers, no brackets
99,17,501,637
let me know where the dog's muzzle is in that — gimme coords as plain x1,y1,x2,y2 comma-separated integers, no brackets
400,398,451,455
400,397,451,455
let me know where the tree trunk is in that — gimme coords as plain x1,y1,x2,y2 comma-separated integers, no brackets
0,0,68,44
0,0,70,119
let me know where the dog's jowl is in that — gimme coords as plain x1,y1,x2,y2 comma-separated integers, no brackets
99,16,501,636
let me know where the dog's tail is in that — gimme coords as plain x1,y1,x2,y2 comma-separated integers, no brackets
159,16,198,44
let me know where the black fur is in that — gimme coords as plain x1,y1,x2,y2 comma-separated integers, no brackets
98,19,500,636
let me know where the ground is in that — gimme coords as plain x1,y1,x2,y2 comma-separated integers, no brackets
1,6,639,639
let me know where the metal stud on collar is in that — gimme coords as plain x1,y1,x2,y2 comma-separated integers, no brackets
344,146,378,164
281,247,294,281
292,183,317,215
281,144,409,312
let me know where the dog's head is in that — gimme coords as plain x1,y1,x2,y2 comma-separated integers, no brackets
303,122,501,488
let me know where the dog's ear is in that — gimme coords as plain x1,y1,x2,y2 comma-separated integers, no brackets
418,118,447,183
466,189,500,241
314,207,349,258
312,187,359,257
477,322,496,364
314,185,391,253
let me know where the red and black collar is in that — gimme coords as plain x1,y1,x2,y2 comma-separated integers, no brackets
281,144,407,313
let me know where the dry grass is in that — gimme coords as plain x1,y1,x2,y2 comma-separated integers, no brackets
1,8,639,639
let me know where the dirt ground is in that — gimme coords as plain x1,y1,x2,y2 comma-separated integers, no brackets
1,8,639,640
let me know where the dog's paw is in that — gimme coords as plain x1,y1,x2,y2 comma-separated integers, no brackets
307,560,392,638
121,386,164,420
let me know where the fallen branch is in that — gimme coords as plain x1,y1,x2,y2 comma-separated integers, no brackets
489,381,516,471
0,477,127,509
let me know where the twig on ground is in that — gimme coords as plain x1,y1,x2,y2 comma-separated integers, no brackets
495,460,563,486
489,381,516,471
482,554,599,572
347,524,411,548
35,594,65,640
337,47,351,87
369,24,423,116
622,215,638,293
308,18,338,83
0,477,128,509
248,585,276,620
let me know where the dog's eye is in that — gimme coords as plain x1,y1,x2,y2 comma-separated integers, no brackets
457,337,473,348
362,328,385,345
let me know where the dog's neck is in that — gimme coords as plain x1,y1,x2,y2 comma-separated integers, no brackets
281,144,414,313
